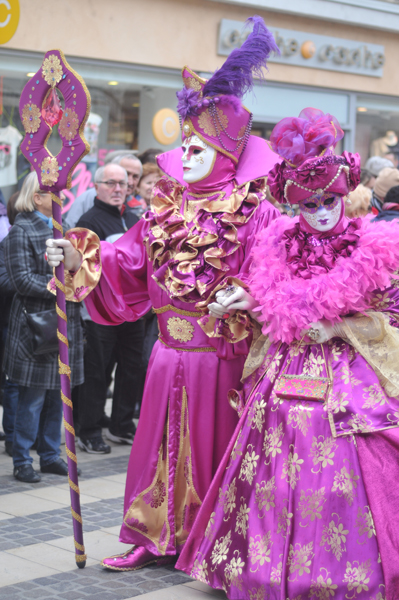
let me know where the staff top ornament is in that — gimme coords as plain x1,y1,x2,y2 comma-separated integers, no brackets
19,49,91,192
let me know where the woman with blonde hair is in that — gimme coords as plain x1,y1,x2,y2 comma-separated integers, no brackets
345,183,372,218
4,171,84,483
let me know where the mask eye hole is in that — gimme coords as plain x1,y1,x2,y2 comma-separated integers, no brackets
192,149,202,155
324,197,335,206
304,202,317,209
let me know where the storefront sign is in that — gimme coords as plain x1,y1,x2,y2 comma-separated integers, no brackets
0,0,19,45
218,19,385,78
152,108,179,146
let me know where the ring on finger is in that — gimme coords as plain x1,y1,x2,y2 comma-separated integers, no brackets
224,285,236,297
307,327,320,341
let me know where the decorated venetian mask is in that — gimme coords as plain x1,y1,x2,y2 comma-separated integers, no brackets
299,193,342,232
181,135,216,183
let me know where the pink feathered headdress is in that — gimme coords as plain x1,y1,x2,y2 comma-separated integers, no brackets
267,108,361,204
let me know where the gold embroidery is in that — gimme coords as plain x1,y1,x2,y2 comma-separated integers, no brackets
362,383,387,410
205,511,216,542
59,108,79,140
235,497,250,538
183,76,203,93
255,476,276,517
270,561,283,586
22,103,41,133
42,54,63,87
218,477,237,521
191,555,209,584
158,336,216,353
321,515,348,560
198,108,228,137
343,559,372,596
346,413,374,434
248,585,267,600
298,487,326,526
309,435,337,473
239,444,259,485
153,305,202,317
224,550,245,591
210,530,232,569
40,156,59,186
263,422,284,465
303,352,325,377
287,541,314,581
277,505,293,538
331,460,359,506
281,444,304,489
166,317,195,342
247,393,266,433
355,506,376,543
287,402,314,436
248,532,272,573
309,568,338,597
227,430,243,468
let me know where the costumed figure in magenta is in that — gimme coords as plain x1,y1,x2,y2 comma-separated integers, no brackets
45,17,281,571
176,108,399,599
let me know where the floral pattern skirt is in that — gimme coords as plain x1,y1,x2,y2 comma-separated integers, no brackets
187,341,387,600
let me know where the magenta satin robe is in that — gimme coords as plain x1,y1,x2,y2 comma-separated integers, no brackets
83,200,278,555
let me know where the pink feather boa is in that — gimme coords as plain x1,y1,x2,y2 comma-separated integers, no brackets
250,216,399,343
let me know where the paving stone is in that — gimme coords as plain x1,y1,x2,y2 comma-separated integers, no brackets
137,579,168,592
0,587,21,596
25,589,54,598
143,568,173,579
57,593,86,600
162,573,192,585
31,577,61,587
14,581,40,590
52,572,79,582
101,580,130,589
114,589,142,598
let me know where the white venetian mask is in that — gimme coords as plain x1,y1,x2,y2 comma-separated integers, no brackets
299,193,342,232
181,135,216,183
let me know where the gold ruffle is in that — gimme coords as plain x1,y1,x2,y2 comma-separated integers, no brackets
48,228,102,302
196,277,254,343
144,177,263,304
341,310,399,397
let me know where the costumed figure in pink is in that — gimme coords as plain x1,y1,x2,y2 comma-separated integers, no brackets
177,108,399,599
46,17,280,571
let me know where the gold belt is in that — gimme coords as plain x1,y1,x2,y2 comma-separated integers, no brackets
153,304,203,317
158,336,216,353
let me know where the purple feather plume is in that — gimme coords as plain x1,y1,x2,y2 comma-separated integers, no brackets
202,16,279,99
176,87,201,120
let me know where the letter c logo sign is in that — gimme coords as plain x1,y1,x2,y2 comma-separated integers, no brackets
0,0,19,45
152,108,180,146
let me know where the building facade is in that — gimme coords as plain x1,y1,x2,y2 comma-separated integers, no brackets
1,0,399,200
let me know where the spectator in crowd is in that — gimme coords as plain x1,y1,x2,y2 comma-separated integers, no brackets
370,167,399,215
0,192,21,457
137,148,162,165
345,184,372,218
128,163,162,219
372,184,399,223
4,172,84,483
75,163,144,454
361,156,394,189
64,152,142,229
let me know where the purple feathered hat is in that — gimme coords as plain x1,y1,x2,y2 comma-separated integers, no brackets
176,16,278,163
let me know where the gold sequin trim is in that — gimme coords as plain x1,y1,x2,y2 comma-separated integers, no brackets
22,103,41,134
51,192,63,207
61,390,73,408
75,553,87,563
69,476,80,495
63,416,75,436
56,304,67,321
167,317,194,343
71,508,82,524
153,305,202,317
66,447,77,463
58,357,71,376
42,54,63,87
74,540,85,551
52,219,63,233
198,108,228,137
40,156,59,187
55,278,66,293
57,330,69,346
159,336,216,353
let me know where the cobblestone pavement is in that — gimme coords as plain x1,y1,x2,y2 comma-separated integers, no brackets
0,431,225,600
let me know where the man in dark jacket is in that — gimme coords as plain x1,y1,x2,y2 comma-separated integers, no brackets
76,164,144,454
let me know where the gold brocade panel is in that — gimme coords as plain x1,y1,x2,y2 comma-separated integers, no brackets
124,415,171,554
123,388,201,554
175,388,202,548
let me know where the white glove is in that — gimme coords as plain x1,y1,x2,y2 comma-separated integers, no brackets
300,319,336,344
45,239,82,272
208,286,259,320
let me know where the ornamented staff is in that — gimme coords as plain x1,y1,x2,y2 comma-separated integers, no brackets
19,49,91,569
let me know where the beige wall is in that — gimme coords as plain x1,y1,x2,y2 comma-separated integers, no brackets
3,0,399,96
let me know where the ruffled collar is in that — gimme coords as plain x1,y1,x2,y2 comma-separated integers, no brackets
144,176,264,303
249,216,399,343
283,219,362,279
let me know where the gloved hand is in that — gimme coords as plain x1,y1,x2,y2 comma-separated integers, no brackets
208,286,259,320
301,319,344,343
45,239,82,272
